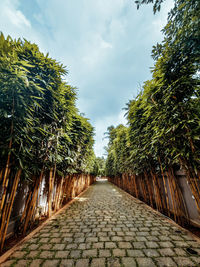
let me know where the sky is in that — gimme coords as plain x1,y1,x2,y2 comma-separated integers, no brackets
0,0,174,157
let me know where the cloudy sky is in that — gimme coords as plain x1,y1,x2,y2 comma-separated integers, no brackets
0,0,174,157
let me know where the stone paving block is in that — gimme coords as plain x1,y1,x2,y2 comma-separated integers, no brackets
159,241,174,248
91,258,106,267
39,250,55,259
78,243,91,249
112,248,126,257
155,257,177,267
26,250,40,258
173,257,196,266
75,259,89,267
50,238,62,243
173,241,188,247
145,241,159,248
105,242,116,248
0,260,15,267
42,259,60,267
143,249,160,257
29,259,43,267
124,236,135,242
99,237,110,242
127,249,145,257
52,243,66,250
121,257,137,267
82,249,97,257
92,242,104,248
70,250,81,258
107,257,121,267
136,236,147,242
14,259,30,267
66,243,78,249
99,249,111,257
136,257,156,267
191,256,200,264
10,250,27,259
40,244,53,250
55,250,70,258
132,241,146,249
39,238,49,243
159,248,175,256
118,242,132,249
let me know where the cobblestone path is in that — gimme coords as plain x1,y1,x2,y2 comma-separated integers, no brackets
1,180,200,267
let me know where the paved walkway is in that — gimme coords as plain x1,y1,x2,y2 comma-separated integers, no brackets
1,180,200,267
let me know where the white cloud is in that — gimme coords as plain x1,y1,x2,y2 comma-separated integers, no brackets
0,0,174,157
0,0,31,31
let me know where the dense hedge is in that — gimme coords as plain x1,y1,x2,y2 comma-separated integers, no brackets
0,33,97,250
105,0,200,217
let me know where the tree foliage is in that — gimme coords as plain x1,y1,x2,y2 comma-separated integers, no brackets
0,32,96,179
106,0,200,177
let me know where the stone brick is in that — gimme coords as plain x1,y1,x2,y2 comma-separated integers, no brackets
55,250,70,258
43,259,60,267
1,260,15,267
127,249,144,257
122,257,137,267
29,259,42,267
173,241,188,248
159,241,174,248
105,242,116,248
113,248,126,257
26,250,40,258
145,241,159,249
159,248,175,256
39,251,55,259
132,242,146,249
66,243,78,249
39,238,49,243
155,257,177,267
11,251,27,259
14,260,30,267
91,258,106,267
136,258,156,267
75,259,89,267
99,249,111,257
70,250,81,258
173,257,196,266
143,249,160,257
92,242,104,248
60,259,74,267
107,257,120,267
52,243,66,250
118,242,132,249
82,249,97,257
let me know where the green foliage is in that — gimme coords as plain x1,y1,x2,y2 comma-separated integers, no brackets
135,0,166,13
0,33,95,178
92,156,106,176
106,0,200,176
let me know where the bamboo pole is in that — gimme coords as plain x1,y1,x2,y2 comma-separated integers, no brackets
0,169,21,252
48,167,53,218
165,170,177,221
133,174,138,198
23,170,43,235
158,157,170,216
0,169,3,184
144,171,153,207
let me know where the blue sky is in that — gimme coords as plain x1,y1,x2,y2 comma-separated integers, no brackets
0,0,174,157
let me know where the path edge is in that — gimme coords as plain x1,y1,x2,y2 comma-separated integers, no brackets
109,181,200,243
0,183,94,265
